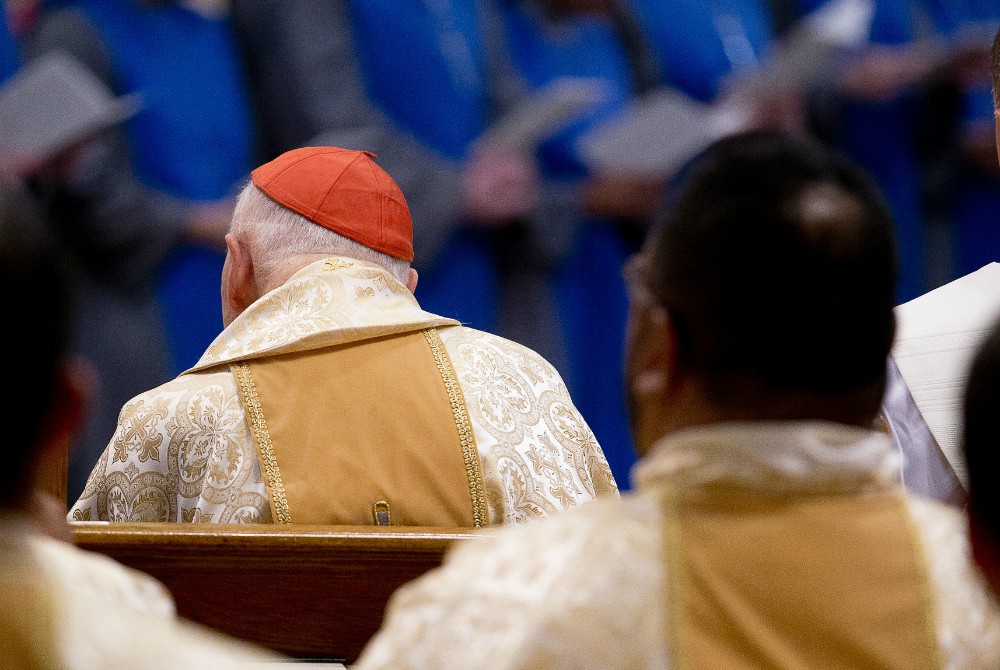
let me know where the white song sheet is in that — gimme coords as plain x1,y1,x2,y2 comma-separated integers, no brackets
893,263,1000,484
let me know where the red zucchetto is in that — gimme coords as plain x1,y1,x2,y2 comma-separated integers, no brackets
251,146,414,261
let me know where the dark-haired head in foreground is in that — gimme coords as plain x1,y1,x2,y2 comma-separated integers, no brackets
0,182,82,510
964,319,1000,596
626,132,898,453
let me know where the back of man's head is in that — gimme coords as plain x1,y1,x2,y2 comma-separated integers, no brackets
0,183,76,507
650,132,897,413
228,147,413,292
230,182,411,285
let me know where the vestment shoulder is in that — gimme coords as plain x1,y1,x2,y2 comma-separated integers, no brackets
358,493,666,669
904,495,1000,668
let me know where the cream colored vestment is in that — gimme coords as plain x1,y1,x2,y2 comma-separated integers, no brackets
0,514,273,668
357,422,1000,670
70,257,616,524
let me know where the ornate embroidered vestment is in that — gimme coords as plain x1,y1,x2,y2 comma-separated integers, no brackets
71,258,616,524
231,329,488,527
356,423,1000,669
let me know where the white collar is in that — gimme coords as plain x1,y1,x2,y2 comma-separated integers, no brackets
633,421,901,497
188,257,459,373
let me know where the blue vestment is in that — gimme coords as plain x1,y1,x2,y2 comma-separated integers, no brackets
0,12,19,85
347,0,500,333
630,0,773,102
930,0,1000,278
75,0,253,372
500,2,639,487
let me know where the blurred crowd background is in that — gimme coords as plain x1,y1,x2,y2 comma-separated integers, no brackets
1,0,997,498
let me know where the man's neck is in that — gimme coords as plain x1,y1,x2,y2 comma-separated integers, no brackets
255,254,335,297
639,380,880,457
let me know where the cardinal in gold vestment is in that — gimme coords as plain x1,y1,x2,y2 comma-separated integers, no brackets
71,147,616,526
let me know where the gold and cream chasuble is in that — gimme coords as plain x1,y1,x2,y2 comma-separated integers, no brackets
357,422,1000,670
70,258,616,525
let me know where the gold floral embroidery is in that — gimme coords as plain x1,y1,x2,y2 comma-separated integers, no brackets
323,258,354,272
104,465,172,522
232,363,291,524
69,260,615,528
423,329,488,528
181,508,213,523
439,327,615,522
166,385,248,499
112,398,170,463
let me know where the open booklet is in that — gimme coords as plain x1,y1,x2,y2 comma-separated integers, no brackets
0,50,139,175
576,88,721,178
892,263,1000,486
733,0,874,93
474,76,609,153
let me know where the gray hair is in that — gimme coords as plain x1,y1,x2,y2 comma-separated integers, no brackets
229,182,410,284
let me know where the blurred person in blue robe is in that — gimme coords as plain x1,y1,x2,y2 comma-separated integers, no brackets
30,0,253,499
487,0,667,487
0,4,19,84
926,0,1000,279
838,0,943,301
801,0,943,301
629,0,774,103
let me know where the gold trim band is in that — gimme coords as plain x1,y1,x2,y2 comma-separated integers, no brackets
660,490,688,670
423,329,488,527
897,492,943,670
232,362,291,524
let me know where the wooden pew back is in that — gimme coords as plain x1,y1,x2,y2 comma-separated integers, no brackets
72,523,481,663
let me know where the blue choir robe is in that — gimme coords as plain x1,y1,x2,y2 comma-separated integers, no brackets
629,0,773,102
812,0,930,301
346,0,500,334
499,1,640,487
74,0,254,372
0,12,19,85
929,0,1000,277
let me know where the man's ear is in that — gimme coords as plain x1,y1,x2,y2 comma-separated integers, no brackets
224,233,256,320
994,110,1000,167
631,308,685,399
630,308,671,398
406,268,418,294
626,306,683,455
31,358,91,493
969,505,1000,598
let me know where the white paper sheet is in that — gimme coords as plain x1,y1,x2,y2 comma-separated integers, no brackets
892,263,1000,484
576,88,718,178
476,77,608,153
0,51,138,174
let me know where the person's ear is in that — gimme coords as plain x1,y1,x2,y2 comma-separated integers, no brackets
969,505,1000,598
626,306,682,454
630,308,671,397
406,268,418,294
38,358,89,457
30,358,91,506
994,110,1000,167
224,233,256,321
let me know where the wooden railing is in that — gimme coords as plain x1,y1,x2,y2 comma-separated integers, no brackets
73,523,483,663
